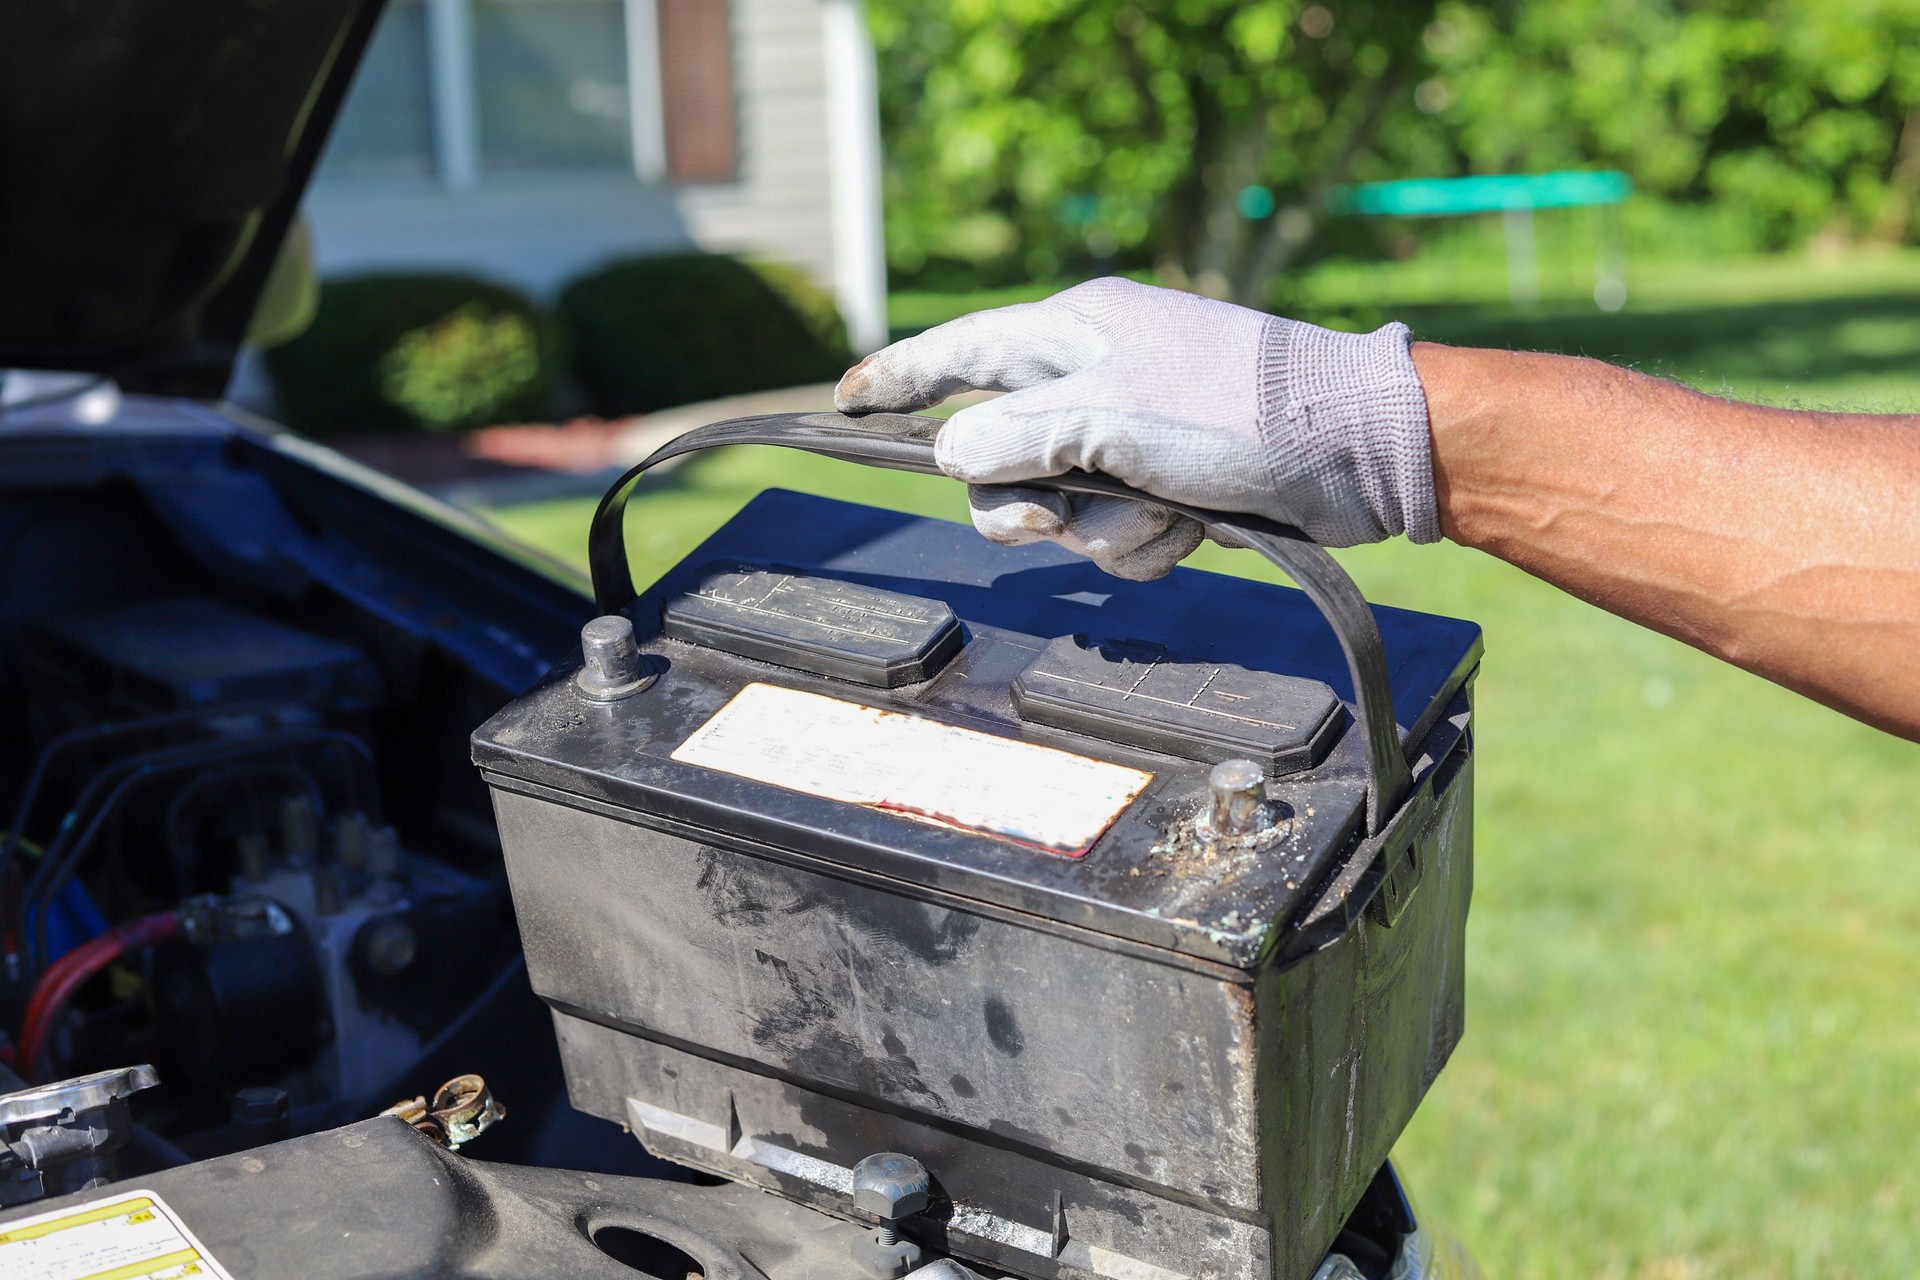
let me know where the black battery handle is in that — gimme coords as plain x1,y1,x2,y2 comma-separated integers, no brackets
588,411,1414,836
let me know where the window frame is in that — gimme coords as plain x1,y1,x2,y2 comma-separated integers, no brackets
323,0,670,189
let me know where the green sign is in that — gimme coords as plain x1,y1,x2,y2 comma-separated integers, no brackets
1329,170,1632,217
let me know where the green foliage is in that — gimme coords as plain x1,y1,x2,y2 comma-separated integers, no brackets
746,258,856,358
380,304,543,432
558,254,853,416
265,274,561,436
1418,0,1920,250
871,0,1920,299
868,0,1436,303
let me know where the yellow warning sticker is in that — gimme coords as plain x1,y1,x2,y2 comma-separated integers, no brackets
0,1189,233,1280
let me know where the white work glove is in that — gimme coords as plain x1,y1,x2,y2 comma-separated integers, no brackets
834,277,1438,580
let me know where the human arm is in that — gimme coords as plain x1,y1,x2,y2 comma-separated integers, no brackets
835,278,1920,739
1418,343,1920,738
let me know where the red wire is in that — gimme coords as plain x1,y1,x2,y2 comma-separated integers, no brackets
18,911,179,1078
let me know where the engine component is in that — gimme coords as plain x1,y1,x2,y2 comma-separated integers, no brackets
19,594,383,738
850,1152,931,1278
474,488,1482,1280
6,715,381,974
0,1063,157,1206
1,696,500,1121
0,324,642,1263
0,1112,931,1279
237,815,489,1100
152,899,325,1090
380,1073,505,1150
354,914,417,976
0,1077,1427,1280
281,793,320,868
16,911,181,1074
230,1086,292,1149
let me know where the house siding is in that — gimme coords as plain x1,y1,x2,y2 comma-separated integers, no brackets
674,0,838,278
301,0,875,343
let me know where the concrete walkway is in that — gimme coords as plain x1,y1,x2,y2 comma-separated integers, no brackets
427,383,996,509
425,383,842,508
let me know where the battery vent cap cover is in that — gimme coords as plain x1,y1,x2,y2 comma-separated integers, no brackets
662,562,962,688
1012,634,1346,774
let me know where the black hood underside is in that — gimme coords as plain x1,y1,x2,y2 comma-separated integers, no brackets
0,1,383,396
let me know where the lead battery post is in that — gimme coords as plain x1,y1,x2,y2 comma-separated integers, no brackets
574,614,657,701
1198,758,1279,842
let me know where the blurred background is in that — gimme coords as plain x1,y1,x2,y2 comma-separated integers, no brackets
266,2,1920,1276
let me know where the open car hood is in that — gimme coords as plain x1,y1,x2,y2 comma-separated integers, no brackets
0,1,383,398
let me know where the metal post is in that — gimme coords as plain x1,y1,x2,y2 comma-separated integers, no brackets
823,0,890,354
425,0,479,190
1594,203,1627,311
624,0,668,182
1502,204,1538,308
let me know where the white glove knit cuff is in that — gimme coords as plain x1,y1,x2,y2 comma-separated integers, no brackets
1256,319,1440,546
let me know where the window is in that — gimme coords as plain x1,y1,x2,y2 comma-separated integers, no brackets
317,0,734,188
475,0,631,172
317,0,435,180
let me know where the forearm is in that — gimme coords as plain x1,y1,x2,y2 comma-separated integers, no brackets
1416,343,1920,738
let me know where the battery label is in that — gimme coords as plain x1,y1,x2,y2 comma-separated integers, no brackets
673,682,1152,855
0,1189,234,1280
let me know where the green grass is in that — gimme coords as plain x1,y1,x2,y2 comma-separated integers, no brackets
487,251,1920,1279
890,240,1920,413
1401,286,1920,414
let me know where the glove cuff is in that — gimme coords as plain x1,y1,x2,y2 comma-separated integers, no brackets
1257,319,1439,546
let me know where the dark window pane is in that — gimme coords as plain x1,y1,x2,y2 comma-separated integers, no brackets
475,0,631,172
318,0,434,181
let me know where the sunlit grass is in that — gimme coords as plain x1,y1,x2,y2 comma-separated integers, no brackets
891,242,1920,417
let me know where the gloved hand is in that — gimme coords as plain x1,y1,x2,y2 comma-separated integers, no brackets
834,277,1438,579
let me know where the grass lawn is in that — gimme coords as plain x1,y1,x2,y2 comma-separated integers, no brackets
484,250,1920,1279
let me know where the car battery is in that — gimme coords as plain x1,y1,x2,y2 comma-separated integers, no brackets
472,415,1481,1280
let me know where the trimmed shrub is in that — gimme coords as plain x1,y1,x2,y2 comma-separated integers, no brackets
264,273,563,436
558,254,852,415
745,258,855,359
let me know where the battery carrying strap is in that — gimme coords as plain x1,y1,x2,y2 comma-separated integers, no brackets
587,411,1415,837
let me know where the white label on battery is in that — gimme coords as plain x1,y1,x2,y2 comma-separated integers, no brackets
0,1188,235,1280
673,682,1152,856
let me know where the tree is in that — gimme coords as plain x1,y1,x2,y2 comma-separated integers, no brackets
871,1,1920,303
1385,0,1920,250
868,0,1437,305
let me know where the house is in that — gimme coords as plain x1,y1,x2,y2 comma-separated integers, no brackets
299,0,888,353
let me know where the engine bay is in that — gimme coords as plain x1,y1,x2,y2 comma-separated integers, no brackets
0,420,601,1193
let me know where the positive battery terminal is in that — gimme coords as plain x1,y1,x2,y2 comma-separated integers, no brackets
1193,758,1288,849
575,615,656,701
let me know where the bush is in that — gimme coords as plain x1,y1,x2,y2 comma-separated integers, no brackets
558,254,853,415
264,273,563,436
